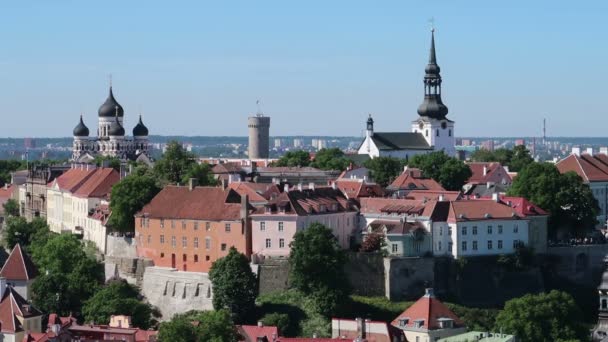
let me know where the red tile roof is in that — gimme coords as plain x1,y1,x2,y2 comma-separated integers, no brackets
556,153,608,182
50,168,96,192
0,286,42,334
466,162,512,185
368,220,426,235
388,167,444,192
360,198,427,215
89,203,111,225
392,290,463,330
406,190,461,202
229,182,279,203
22,332,51,342
238,324,279,342
73,168,120,198
212,163,244,174
137,186,245,220
499,196,548,216
0,185,14,200
447,200,518,222
255,188,355,216
0,244,38,281
334,180,384,199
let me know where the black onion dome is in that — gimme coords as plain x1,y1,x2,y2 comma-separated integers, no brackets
73,115,90,137
417,97,449,119
98,87,124,117
108,115,125,136
132,115,149,136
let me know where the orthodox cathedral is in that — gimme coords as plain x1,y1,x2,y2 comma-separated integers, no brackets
72,86,151,162
358,29,456,159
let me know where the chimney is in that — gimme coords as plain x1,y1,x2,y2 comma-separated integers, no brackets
586,147,594,155
0,277,6,299
356,317,366,339
601,147,608,156
309,182,315,191
297,183,303,192
483,166,487,176
425,288,434,297
241,195,249,220
492,193,499,202
332,181,337,190
438,194,445,202
189,178,198,191
284,184,290,193
257,321,263,327
572,147,581,156
221,178,228,190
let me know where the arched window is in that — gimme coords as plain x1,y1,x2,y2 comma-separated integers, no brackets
425,130,428,137
436,129,439,137
449,129,452,137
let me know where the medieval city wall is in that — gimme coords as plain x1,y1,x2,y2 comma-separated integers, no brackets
547,245,608,284
106,235,138,258
384,256,435,301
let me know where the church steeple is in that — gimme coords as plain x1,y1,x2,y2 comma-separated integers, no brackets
417,28,449,120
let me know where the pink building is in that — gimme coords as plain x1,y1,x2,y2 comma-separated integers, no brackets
251,186,358,258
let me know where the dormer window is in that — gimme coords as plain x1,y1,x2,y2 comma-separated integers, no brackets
265,206,272,214
438,318,454,329
413,319,424,328
398,318,409,327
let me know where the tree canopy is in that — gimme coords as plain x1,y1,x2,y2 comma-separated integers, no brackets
507,162,598,233
289,223,349,316
0,160,25,187
31,234,104,316
157,310,239,342
3,217,51,251
363,156,406,187
152,141,215,186
470,145,533,172
108,169,161,232
494,290,587,342
2,198,20,217
409,152,472,191
82,279,157,329
274,150,311,167
311,148,351,171
208,247,257,324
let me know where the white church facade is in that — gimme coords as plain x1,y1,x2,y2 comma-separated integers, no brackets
358,30,456,159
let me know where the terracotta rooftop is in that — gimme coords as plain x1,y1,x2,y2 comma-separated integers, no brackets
137,186,246,220
49,168,96,192
334,179,384,199
368,220,426,235
388,167,444,192
0,286,42,334
466,162,512,185
498,196,548,216
238,324,279,342
0,244,38,281
391,289,463,331
556,153,608,182
212,163,244,174
229,182,280,203
406,190,461,201
255,187,355,216
360,198,427,216
447,200,519,222
73,168,120,198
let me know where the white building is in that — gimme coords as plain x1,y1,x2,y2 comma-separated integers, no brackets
358,29,455,159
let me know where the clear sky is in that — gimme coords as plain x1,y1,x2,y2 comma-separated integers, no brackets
1,1,607,138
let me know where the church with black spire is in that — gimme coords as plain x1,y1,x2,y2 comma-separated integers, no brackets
358,29,456,159
71,86,151,162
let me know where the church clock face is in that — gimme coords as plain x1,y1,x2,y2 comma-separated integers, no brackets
441,122,447,129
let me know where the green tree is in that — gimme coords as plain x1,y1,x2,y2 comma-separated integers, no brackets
494,290,587,342
209,247,257,324
363,156,406,187
470,148,513,165
508,145,534,172
260,312,290,336
108,171,161,232
154,141,197,184
289,223,349,316
94,156,121,171
2,198,20,217
3,217,50,250
158,310,239,342
409,152,472,191
0,160,25,187
181,162,216,186
311,148,350,171
508,162,598,233
82,279,156,329
31,234,103,316
274,150,311,167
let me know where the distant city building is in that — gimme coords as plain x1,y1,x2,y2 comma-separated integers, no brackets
248,113,270,159
274,138,283,148
71,86,150,162
481,140,495,151
24,138,36,149
515,139,525,146
460,139,471,146
293,139,303,148
358,29,455,159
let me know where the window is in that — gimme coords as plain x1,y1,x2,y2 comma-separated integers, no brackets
182,220,186,229
205,255,210,261
183,254,187,262
513,224,519,233
171,220,175,229
399,318,409,327
278,222,284,232
448,242,453,253
160,219,165,228
513,240,519,248
160,235,165,244
436,129,439,137
205,237,211,250
448,227,452,235
266,239,271,248
194,255,199,262
425,130,428,137
221,243,227,251
498,225,503,234
225,223,231,232
279,239,285,248
392,244,398,253
171,236,176,248
182,237,187,248
462,241,467,251
472,226,478,235
260,222,266,231
449,129,452,137
487,240,493,250
498,240,503,249
206,222,211,231
194,237,199,249
472,241,478,251
160,252,164,258
194,222,199,230
462,226,467,235
439,227,443,236
438,241,442,251
487,226,492,234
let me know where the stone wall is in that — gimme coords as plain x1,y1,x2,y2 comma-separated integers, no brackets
384,257,435,301
344,252,385,297
142,266,213,320
257,258,290,295
104,256,153,286
106,235,137,258
547,245,608,284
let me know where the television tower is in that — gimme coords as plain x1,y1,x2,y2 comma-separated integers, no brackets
542,118,546,145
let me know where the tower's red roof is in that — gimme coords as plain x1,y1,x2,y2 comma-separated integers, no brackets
391,290,463,330
0,244,38,281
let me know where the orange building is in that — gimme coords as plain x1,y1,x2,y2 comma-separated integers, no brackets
135,183,251,273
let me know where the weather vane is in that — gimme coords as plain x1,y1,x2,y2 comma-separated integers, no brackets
256,99,263,116
428,17,435,32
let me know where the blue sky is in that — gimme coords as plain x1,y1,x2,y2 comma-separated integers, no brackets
1,1,607,138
